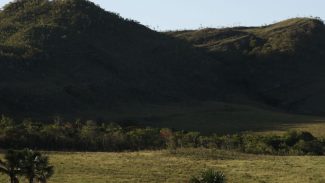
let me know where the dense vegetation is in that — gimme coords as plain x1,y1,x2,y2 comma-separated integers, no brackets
0,116,324,155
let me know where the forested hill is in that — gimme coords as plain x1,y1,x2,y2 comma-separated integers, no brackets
0,0,225,118
169,18,325,115
0,0,325,122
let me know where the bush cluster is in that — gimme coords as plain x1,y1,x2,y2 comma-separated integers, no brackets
166,130,325,155
0,116,324,155
0,116,164,151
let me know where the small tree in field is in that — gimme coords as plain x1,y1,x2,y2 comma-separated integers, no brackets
0,149,54,183
20,149,54,183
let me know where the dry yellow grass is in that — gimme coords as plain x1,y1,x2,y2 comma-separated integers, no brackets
1,149,324,183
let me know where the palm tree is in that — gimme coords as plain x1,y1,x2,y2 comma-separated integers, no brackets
0,150,23,183
21,149,54,183
35,156,54,183
0,160,19,183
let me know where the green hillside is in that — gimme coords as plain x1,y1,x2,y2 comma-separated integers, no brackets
169,18,325,115
0,0,224,119
169,18,325,55
0,0,325,134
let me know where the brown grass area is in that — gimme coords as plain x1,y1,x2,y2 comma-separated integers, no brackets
1,149,324,183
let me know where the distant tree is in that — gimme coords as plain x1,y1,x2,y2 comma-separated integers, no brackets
160,128,177,153
0,115,15,133
80,120,99,150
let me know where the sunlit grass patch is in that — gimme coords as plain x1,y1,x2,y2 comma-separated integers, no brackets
1,149,324,183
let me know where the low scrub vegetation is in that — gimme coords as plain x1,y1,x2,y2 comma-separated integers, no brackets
0,115,324,155
190,169,226,183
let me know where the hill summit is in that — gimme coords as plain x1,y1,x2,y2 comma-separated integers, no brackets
169,18,325,114
169,18,325,56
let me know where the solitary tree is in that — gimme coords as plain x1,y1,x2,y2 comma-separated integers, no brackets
21,149,54,183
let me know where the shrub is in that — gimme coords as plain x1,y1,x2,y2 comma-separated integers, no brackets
284,131,315,146
294,140,324,155
190,169,226,183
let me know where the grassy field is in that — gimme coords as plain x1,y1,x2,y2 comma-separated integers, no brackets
256,122,325,137
1,149,325,183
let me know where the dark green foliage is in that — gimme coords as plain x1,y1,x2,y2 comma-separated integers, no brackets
126,128,163,150
0,116,166,151
284,131,315,146
0,150,22,183
293,140,324,155
0,149,53,183
206,131,323,155
190,169,226,183
20,149,53,183
0,116,324,155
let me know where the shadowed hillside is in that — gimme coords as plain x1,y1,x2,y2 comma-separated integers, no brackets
0,0,227,119
169,18,325,115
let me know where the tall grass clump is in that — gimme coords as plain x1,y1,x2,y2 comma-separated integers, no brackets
190,169,226,183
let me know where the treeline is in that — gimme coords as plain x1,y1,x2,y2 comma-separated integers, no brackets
163,129,325,155
0,116,163,151
0,116,324,155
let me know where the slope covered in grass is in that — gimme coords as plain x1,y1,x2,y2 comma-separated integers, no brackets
170,18,325,55
94,101,324,134
0,0,225,118
169,18,325,115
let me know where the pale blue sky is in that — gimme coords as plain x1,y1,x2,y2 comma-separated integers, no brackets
0,0,324,30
